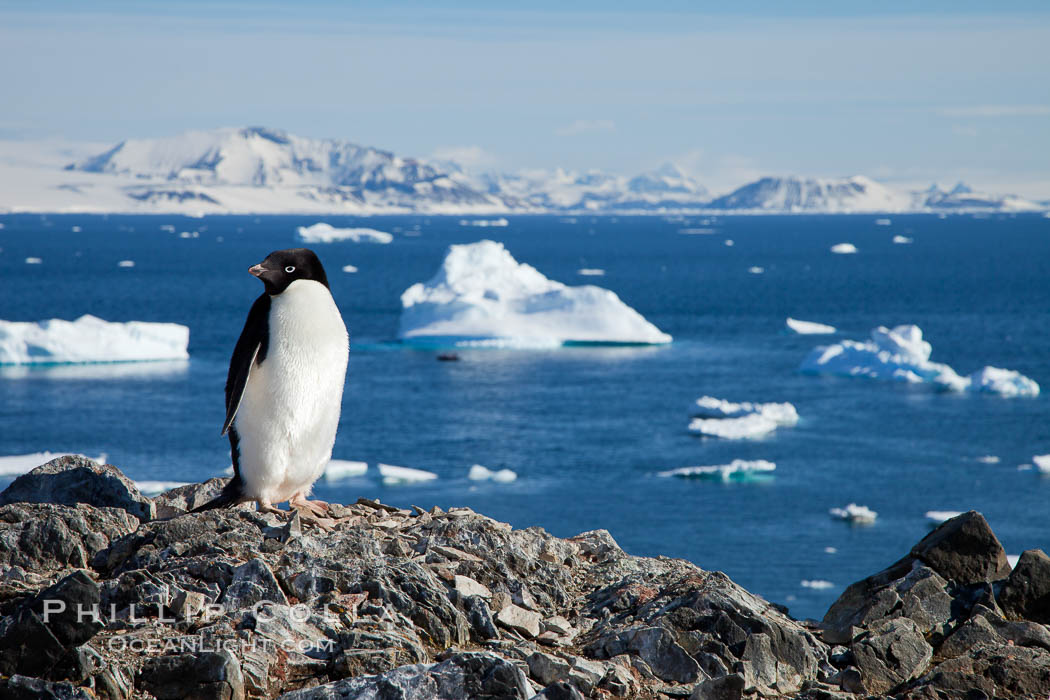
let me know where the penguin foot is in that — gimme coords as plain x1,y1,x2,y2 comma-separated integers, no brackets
289,493,331,518
256,501,288,517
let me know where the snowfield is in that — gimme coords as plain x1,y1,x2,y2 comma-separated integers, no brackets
398,240,672,346
0,315,190,365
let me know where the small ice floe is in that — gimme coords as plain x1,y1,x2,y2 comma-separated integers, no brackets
1033,455,1050,473
0,451,107,477
71,226,82,233
468,464,518,483
297,223,393,244
1018,463,1034,471
459,218,509,227
748,266,764,274
324,460,368,481
117,260,135,268
801,580,835,590
926,510,963,525
678,228,716,235
724,239,734,246
25,257,42,264
341,265,358,273
824,547,838,554
830,243,858,254
689,414,778,439
160,224,175,232
786,317,836,335
658,460,776,482
178,231,199,239
378,463,438,485
577,268,605,276
893,235,913,244
1007,554,1021,568
0,315,190,365
800,324,1040,397
691,396,799,426
975,455,1000,464
875,218,892,226
135,480,190,496
830,503,877,524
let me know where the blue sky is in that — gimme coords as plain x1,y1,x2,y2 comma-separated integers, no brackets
2,1,1049,195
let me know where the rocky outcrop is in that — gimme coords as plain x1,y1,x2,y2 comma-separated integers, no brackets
0,459,1048,699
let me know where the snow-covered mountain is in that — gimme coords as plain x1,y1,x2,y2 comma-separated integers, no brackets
706,175,909,213
917,182,1042,212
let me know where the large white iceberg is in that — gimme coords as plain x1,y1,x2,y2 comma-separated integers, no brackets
296,222,393,244
0,451,107,477
691,396,799,425
689,415,778,439
1033,455,1050,474
800,324,1039,397
398,240,671,346
657,460,776,482
786,317,836,335
0,315,190,365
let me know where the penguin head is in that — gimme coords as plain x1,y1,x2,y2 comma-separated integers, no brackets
249,248,330,294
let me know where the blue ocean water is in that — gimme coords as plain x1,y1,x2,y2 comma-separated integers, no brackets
1,212,1048,621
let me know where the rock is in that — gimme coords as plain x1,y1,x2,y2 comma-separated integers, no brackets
0,608,67,677
915,644,1050,698
0,503,139,573
461,594,500,641
497,603,542,638
690,673,745,700
850,617,932,694
0,456,154,520
527,651,572,686
278,652,532,699
0,675,94,699
910,510,1011,585
138,651,245,700
530,681,585,700
152,478,229,518
454,574,492,599
27,570,103,647
998,548,1050,623
588,625,702,684
220,558,288,611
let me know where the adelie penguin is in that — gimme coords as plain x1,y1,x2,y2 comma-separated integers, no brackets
194,248,349,524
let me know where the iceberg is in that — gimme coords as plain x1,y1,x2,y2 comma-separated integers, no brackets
892,235,913,244
830,503,877,524
1008,554,1021,568
0,315,190,365
689,415,778,439
657,460,775,482
0,451,106,477
925,510,963,525
786,317,836,335
378,463,438,485
576,268,605,276
724,239,734,246
324,460,368,481
118,260,135,268
296,222,393,244
459,218,508,227
25,257,42,265
1033,455,1050,474
748,266,764,274
975,455,1000,464
135,480,190,496
341,264,358,273
691,396,799,426
801,580,835,590
830,243,857,254
398,240,671,346
800,324,1039,397
468,464,518,483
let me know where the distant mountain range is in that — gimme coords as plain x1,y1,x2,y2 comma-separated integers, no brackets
0,127,1043,214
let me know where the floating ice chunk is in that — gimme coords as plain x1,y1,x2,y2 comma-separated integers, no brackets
160,224,175,232
875,218,892,226
691,396,799,426
748,266,764,274
968,366,1040,397
178,231,199,239
1007,554,1021,568
800,324,1039,396
577,268,605,276
135,480,190,496
0,314,190,365
830,503,877,524
689,414,779,439
0,451,106,477
824,547,838,554
801,580,835,590
724,239,734,246
975,455,1000,464
324,460,368,481
1033,455,1050,473
1018,463,1033,471
398,240,671,346
678,228,716,235
341,264,358,273
71,226,82,233
893,235,913,244
926,510,963,525
468,464,518,482
459,218,508,227
296,222,393,244
657,460,775,482
786,317,836,335
830,243,857,254
378,463,437,485
25,257,42,264
118,260,135,268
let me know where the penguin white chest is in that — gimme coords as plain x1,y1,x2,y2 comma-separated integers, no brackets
235,280,349,503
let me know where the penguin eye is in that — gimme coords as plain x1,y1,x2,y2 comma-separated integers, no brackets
284,265,296,274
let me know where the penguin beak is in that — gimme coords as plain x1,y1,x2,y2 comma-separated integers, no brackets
249,264,266,278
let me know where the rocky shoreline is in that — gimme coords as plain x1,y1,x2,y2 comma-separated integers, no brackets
1,456,1048,699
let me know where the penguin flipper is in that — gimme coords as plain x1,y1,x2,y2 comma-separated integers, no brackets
222,294,270,436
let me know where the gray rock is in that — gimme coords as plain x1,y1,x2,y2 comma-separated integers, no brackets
0,675,94,699
0,456,154,520
910,510,1011,585
497,603,542,638
0,609,66,678
138,650,245,700
278,652,531,700
588,625,702,684
850,617,932,694
998,548,1050,623
153,478,230,518
689,673,745,700
28,570,103,647
453,574,491,599
530,681,585,700
221,558,288,611
915,644,1050,698
0,502,138,573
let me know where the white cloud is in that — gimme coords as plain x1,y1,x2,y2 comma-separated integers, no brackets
939,105,1050,118
555,119,615,136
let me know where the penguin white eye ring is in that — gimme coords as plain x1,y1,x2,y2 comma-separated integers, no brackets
193,247,350,525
